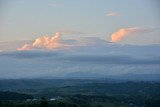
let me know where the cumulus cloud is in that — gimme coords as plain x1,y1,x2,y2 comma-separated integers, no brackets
17,32,64,50
32,32,61,48
106,12,119,16
111,27,153,42
0,40,32,51
17,32,108,51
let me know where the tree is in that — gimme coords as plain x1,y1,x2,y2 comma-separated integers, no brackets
40,97,48,107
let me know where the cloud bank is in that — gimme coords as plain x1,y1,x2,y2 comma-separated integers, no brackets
17,32,63,50
111,27,153,42
0,30,160,79
0,45,160,79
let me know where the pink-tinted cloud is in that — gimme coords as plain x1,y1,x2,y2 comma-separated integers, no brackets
111,27,153,42
32,32,61,49
17,44,32,51
17,32,62,50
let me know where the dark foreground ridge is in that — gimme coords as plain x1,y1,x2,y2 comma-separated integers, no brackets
0,79,160,107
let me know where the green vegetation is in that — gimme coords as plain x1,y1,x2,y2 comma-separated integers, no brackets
0,91,33,100
0,79,160,107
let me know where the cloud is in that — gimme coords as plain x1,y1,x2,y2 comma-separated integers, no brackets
0,51,63,59
1,49,160,65
0,43,160,79
17,44,32,51
111,27,153,42
106,12,119,16
17,32,65,50
57,30,100,37
0,40,32,51
17,32,107,51
63,54,160,65
33,32,61,48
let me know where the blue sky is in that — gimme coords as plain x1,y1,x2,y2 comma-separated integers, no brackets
0,0,160,44
0,0,160,79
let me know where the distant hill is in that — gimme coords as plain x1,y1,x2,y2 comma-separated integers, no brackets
0,79,95,91
64,72,160,81
0,91,33,100
0,74,159,91
64,71,105,79
109,73,160,81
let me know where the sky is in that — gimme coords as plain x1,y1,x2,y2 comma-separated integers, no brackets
0,0,160,44
0,0,160,79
